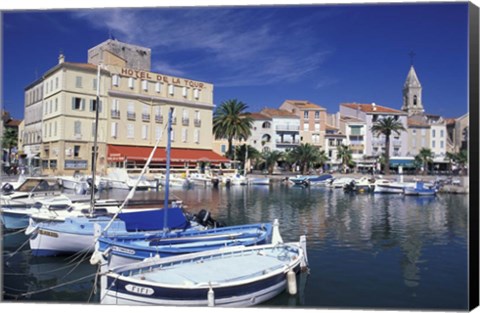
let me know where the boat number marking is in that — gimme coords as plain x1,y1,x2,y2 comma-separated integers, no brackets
112,246,136,255
39,230,59,238
125,284,154,295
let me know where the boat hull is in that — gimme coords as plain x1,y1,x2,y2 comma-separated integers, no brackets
101,242,306,307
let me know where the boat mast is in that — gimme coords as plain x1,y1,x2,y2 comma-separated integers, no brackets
163,107,174,233
90,64,101,213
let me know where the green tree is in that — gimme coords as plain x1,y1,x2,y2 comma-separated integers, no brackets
289,143,321,175
316,150,329,172
415,148,434,175
336,144,353,173
2,127,18,163
235,144,260,173
370,117,406,175
261,150,283,175
212,99,253,159
444,151,457,173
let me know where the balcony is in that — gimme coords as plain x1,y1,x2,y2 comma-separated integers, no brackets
111,110,120,119
127,112,136,120
275,125,300,132
276,139,300,147
142,113,151,122
155,115,163,123
182,117,190,126
194,118,201,127
171,117,177,125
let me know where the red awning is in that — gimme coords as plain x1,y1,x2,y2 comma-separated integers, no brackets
107,145,229,164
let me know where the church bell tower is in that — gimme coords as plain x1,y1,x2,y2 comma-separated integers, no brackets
401,64,424,116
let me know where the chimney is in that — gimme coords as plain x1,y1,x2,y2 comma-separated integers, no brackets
372,102,376,111
58,53,65,64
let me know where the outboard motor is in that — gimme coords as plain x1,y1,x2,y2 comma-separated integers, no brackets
194,209,226,228
2,183,14,195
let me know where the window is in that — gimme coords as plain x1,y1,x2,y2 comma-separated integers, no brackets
440,130,444,137
75,76,83,88
49,123,52,137
304,111,309,119
91,122,97,137
262,121,271,129
128,77,135,89
111,122,118,138
155,82,161,93
55,77,59,89
46,82,49,93
221,145,226,153
432,140,436,148
181,128,188,142
194,88,200,99
142,80,148,91
182,87,188,97
432,129,436,138
142,125,149,140
72,97,84,110
421,129,426,136
440,140,444,148
171,129,175,142
304,123,309,131
74,145,80,157
168,84,174,96
194,129,200,143
55,98,58,112
127,124,134,139
90,99,102,112
155,126,162,141
314,123,320,131
93,78,98,90
127,102,135,120
74,121,81,136
112,75,120,87
54,122,57,136
315,111,320,119
413,95,417,106
111,99,120,118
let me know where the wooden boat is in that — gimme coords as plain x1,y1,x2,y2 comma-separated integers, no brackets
96,220,275,268
403,181,437,196
98,236,309,307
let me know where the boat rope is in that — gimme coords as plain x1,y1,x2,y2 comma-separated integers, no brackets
3,237,30,260
3,227,28,236
88,264,102,303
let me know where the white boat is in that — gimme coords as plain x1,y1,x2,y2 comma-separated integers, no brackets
328,177,354,189
403,181,437,196
156,173,192,188
372,179,410,194
103,168,159,190
189,172,218,186
343,176,375,193
221,173,247,186
247,177,270,185
97,236,309,306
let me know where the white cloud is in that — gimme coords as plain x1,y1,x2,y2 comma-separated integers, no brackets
73,7,334,87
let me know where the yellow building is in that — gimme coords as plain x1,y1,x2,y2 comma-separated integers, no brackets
23,39,227,175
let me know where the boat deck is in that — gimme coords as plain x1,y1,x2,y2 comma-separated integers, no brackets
130,248,295,286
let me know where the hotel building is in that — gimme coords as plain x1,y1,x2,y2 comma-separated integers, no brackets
22,39,227,175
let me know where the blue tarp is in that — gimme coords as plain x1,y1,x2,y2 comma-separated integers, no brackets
118,207,188,231
389,159,415,167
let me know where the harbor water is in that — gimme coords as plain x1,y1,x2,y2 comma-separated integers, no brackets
1,183,469,310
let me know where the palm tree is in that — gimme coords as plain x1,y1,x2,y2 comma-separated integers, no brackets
444,151,457,174
235,144,260,174
2,127,18,164
261,150,283,175
415,148,434,175
316,150,329,172
336,144,353,173
212,99,253,159
289,143,321,175
370,117,406,175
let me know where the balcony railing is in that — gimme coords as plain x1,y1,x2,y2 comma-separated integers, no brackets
276,139,300,146
111,110,120,119
142,113,151,122
127,112,136,120
275,125,300,131
182,117,190,126
155,115,163,123
194,118,201,127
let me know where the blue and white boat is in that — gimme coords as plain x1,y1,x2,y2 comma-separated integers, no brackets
95,220,275,268
98,235,309,307
403,181,437,196
289,174,333,186
27,205,191,257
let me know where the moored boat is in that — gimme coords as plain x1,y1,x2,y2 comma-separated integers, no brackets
97,236,309,307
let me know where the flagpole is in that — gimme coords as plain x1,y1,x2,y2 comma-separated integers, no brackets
90,63,101,214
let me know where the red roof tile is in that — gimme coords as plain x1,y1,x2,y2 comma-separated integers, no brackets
341,103,405,114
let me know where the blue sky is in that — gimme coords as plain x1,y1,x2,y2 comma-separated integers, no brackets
1,1,471,120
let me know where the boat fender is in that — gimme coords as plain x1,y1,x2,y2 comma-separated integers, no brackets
2,183,14,195
207,286,215,307
300,235,309,271
287,270,297,295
